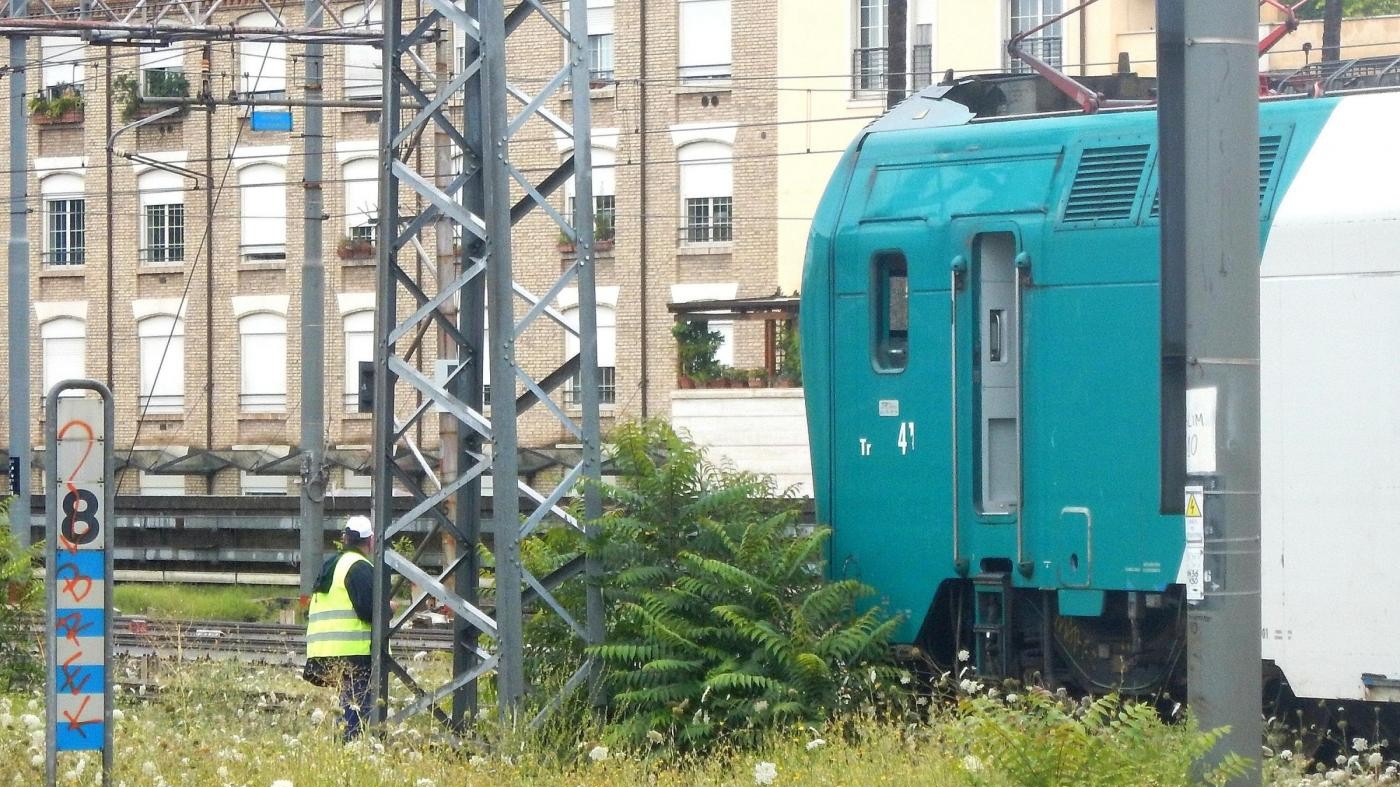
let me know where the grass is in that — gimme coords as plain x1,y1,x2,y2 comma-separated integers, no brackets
0,658,1320,787
113,583,293,622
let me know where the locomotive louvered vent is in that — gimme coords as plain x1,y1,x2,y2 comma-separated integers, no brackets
1063,144,1150,223
1148,135,1284,218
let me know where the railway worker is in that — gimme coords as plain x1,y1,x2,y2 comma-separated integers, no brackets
303,515,375,741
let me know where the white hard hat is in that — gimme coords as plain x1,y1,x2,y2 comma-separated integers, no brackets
345,515,373,539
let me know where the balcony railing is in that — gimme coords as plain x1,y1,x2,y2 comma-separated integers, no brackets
1008,35,1063,72
851,46,888,94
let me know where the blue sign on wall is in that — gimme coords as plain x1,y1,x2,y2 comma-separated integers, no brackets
251,110,294,132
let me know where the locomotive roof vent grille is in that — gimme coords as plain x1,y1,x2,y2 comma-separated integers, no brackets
1062,144,1151,224
1148,134,1284,219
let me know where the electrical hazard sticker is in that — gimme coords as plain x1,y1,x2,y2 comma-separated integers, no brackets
1179,485,1205,602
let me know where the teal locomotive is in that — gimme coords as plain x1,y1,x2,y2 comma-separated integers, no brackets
801,75,1400,706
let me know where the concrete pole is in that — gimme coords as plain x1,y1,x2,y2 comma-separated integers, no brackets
299,0,328,600
8,10,31,549
1157,1,1262,782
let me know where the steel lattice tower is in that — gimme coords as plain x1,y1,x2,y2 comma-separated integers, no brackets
370,0,603,728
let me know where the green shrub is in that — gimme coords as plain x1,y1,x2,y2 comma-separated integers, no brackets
942,688,1249,786
587,420,902,751
672,322,724,382
0,500,42,691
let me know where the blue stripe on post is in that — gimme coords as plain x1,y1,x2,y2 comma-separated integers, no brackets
55,721,104,751
54,665,103,697
54,609,104,643
54,550,105,582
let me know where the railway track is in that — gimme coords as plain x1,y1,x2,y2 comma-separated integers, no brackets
47,616,455,664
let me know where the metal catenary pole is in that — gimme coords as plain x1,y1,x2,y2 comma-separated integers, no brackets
7,1,30,549
370,0,601,733
1157,1,1263,782
299,0,328,602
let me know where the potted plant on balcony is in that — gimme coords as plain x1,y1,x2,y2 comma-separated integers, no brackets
594,213,615,252
746,368,767,388
337,236,376,260
673,320,722,388
29,87,84,125
114,71,191,123
557,229,575,255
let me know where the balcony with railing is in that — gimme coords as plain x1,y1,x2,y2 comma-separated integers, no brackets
852,46,889,95
1008,35,1063,72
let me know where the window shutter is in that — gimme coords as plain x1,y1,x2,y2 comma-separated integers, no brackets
240,313,287,411
679,142,732,199
239,12,287,94
41,37,85,89
138,316,184,412
140,43,183,71
678,0,731,78
588,3,614,35
344,3,382,97
240,164,287,253
138,169,185,206
41,319,86,396
343,310,375,407
343,157,379,231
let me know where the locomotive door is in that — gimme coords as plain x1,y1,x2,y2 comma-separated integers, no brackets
951,223,1028,573
827,219,944,598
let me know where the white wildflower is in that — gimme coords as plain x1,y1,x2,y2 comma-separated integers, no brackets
806,738,826,751
1281,750,1294,761
30,755,42,768
868,668,877,684
915,696,928,706
959,678,983,694
753,700,769,713
468,755,487,767
19,714,40,729
141,762,158,776
899,672,911,685
216,767,229,779
1328,770,1347,784
415,780,436,787
310,708,326,724
1355,738,1370,752
1370,753,1385,768
753,760,778,785
412,651,429,662
987,688,999,700
588,745,609,762
1006,693,1020,703
111,709,124,722
271,781,294,787
647,730,665,744
1337,755,1349,767
963,754,983,772
957,650,970,663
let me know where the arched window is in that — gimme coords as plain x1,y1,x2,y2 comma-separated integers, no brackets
343,157,378,244
138,168,185,263
678,141,732,244
41,317,85,397
343,310,374,410
138,315,184,413
238,11,287,96
564,146,616,244
239,162,287,259
41,172,85,266
343,2,382,99
239,312,287,412
562,304,616,405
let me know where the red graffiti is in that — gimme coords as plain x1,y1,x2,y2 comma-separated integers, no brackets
56,419,96,556
55,613,93,646
61,696,94,733
56,562,93,603
58,651,92,696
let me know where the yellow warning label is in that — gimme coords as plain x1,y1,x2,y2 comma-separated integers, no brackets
1185,494,1202,519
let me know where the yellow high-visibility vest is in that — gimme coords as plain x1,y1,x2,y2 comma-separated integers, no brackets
306,551,372,658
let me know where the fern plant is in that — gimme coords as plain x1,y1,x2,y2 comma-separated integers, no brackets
585,420,902,750
0,499,43,691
